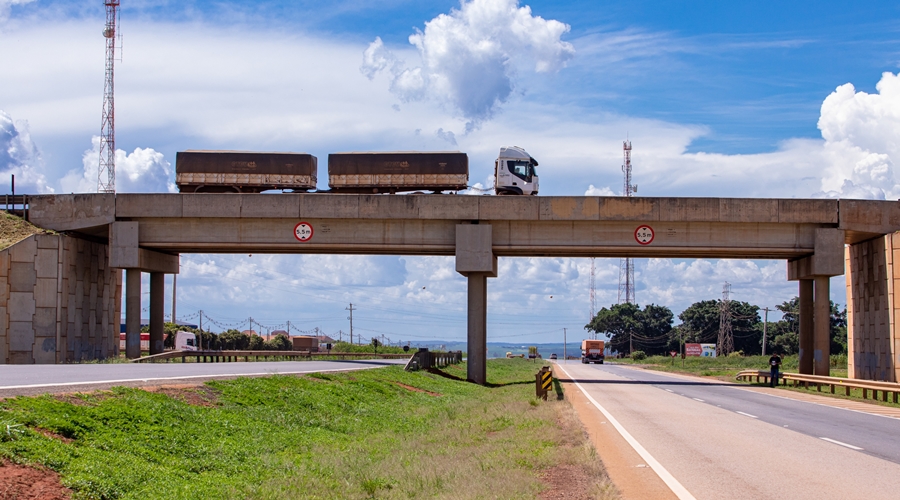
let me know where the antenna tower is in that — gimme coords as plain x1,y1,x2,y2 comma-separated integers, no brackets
617,140,636,304
717,282,735,356
98,0,120,193
589,257,596,338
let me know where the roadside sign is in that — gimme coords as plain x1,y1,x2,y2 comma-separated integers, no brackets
685,343,702,356
670,351,677,358
635,225,654,245
294,222,313,242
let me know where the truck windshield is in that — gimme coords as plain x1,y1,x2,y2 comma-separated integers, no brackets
507,160,534,181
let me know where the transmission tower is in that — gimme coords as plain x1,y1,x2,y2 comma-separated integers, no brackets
617,140,637,304
588,257,597,339
717,282,735,356
98,0,120,193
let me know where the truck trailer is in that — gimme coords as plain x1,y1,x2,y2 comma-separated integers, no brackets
174,147,540,195
175,150,318,193
581,340,605,364
328,151,468,193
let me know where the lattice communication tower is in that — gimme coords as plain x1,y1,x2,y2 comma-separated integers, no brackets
98,0,120,193
617,140,637,304
717,282,735,356
588,257,596,338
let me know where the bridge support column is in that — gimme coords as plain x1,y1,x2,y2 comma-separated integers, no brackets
788,228,844,375
149,272,165,355
798,279,814,374
467,274,488,385
125,269,142,359
456,224,497,385
814,276,831,376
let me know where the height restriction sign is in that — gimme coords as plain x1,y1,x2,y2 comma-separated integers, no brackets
634,225,654,245
294,222,313,242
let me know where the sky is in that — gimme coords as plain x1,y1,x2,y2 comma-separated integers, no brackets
1,0,899,344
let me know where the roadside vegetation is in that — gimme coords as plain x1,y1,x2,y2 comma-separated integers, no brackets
0,212,49,250
0,359,616,499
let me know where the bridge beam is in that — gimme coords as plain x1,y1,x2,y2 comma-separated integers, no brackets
456,224,497,385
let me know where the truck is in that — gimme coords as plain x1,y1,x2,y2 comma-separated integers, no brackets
175,150,318,193
291,335,319,352
581,339,605,364
174,146,541,195
174,331,198,351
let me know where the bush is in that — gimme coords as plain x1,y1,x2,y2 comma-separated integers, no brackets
727,350,744,358
630,350,646,361
263,334,292,351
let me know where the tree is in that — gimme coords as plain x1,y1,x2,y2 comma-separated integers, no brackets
585,303,674,356
676,300,761,355
219,329,249,350
767,297,847,355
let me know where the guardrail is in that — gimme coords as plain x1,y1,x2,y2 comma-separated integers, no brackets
736,369,900,403
3,194,29,220
404,350,463,371
131,350,413,363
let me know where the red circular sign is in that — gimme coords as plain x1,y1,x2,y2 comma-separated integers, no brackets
294,222,313,242
635,225,654,245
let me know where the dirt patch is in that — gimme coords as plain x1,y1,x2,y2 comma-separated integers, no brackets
0,460,72,500
33,428,74,444
393,382,441,397
143,385,221,407
0,213,49,251
539,464,596,500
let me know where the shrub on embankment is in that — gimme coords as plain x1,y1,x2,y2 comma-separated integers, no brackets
0,360,615,499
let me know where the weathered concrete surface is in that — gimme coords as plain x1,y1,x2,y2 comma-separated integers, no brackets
846,234,900,382
0,234,121,364
455,224,497,276
109,222,179,273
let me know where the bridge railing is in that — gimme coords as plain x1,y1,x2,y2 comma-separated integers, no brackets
130,350,413,363
404,350,463,371
736,369,900,403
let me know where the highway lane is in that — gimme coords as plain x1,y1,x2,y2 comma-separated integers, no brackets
597,363,900,464
558,362,900,500
0,359,406,397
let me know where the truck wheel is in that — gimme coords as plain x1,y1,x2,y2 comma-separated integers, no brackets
599,360,604,364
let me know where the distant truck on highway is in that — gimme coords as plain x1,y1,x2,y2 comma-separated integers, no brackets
175,147,539,195
581,340,605,364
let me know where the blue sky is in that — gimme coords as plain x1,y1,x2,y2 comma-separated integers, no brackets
1,0,899,343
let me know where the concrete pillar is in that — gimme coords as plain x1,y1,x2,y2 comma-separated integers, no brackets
467,274,488,385
456,224,497,385
125,269,142,359
149,272,165,355
814,276,831,376
798,279,814,374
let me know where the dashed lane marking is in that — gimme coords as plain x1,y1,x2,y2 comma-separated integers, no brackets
736,411,758,419
819,437,863,450
692,398,704,402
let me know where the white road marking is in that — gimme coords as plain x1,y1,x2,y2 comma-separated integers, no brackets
558,365,697,500
0,366,378,390
819,437,863,450
665,389,674,393
692,397,704,402
736,411,758,419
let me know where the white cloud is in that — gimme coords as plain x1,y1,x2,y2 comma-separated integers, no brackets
585,184,616,196
0,109,52,193
60,136,175,193
361,0,574,129
0,0,33,24
816,72,900,199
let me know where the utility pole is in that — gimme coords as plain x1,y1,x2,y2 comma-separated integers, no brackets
717,282,734,356
346,303,356,344
563,328,567,364
198,310,203,351
762,307,771,355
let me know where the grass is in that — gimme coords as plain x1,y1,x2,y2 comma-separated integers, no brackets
0,359,616,499
612,354,849,379
0,211,49,250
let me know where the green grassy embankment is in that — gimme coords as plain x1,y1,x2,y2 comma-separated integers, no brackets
0,359,616,499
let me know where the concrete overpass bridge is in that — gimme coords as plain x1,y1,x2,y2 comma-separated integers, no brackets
11,193,900,384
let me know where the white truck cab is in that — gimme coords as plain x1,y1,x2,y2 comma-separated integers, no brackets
175,330,198,351
494,146,539,195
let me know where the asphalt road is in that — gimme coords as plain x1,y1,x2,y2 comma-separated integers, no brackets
0,359,407,397
558,362,900,500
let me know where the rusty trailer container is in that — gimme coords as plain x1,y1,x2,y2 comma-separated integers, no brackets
176,150,318,193
328,151,468,193
291,336,319,352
